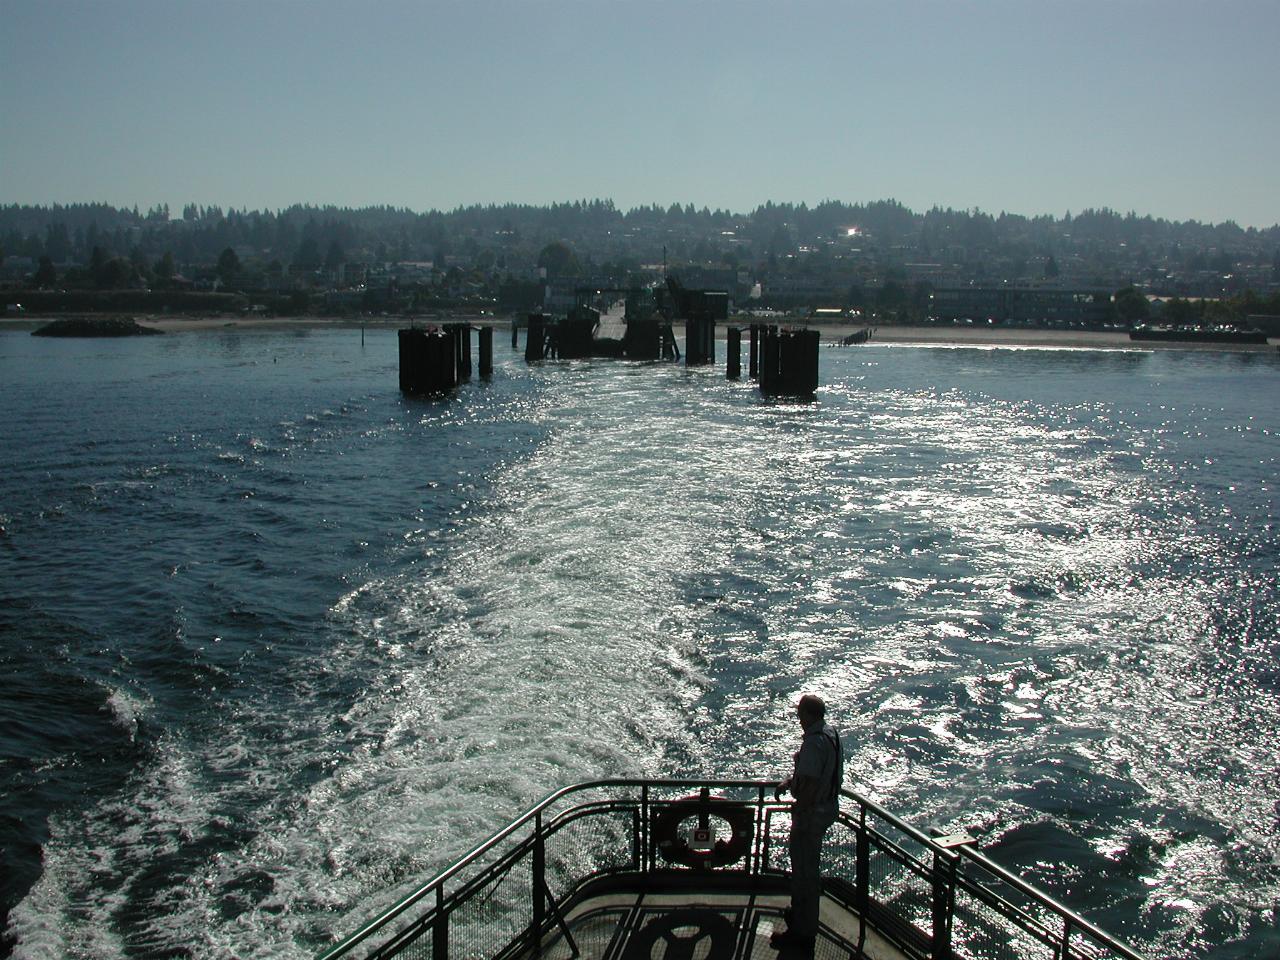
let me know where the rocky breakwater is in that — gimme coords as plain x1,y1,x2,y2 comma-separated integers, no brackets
31,317,163,337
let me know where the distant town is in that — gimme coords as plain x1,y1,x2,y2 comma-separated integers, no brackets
3,199,1279,331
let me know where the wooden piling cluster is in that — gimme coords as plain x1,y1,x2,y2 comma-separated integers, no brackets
622,287,679,361
558,304,624,359
623,316,679,361
622,319,662,360
753,325,819,398
409,282,819,401
729,324,820,398
524,313,548,361
519,306,671,362
398,323,492,394
664,280,727,367
479,326,493,377
685,317,715,366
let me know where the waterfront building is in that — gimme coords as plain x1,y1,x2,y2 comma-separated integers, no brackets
930,285,1113,326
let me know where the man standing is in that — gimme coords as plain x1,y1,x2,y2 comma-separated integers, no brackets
771,694,843,952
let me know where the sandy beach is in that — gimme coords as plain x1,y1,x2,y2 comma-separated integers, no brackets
3,313,1275,353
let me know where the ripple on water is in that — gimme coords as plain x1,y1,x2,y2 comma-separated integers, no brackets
2,337,1278,958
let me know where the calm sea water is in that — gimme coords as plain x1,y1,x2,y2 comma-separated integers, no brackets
0,328,1277,959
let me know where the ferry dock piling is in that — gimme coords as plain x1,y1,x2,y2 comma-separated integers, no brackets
398,322,492,394
401,291,822,399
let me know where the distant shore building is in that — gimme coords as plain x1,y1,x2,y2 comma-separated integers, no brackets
762,275,845,304
544,275,617,313
809,307,857,322
930,286,1113,326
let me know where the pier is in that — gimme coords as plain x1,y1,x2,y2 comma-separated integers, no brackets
516,287,680,362
401,289,821,400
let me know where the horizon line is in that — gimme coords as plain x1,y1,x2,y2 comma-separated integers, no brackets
5,197,1279,233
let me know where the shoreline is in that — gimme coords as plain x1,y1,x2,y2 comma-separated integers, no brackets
2,313,1275,353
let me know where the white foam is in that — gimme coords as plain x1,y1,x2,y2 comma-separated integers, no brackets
102,688,145,741
11,353,1279,958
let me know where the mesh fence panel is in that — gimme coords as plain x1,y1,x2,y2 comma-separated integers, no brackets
763,808,791,873
389,926,433,960
823,819,859,889
544,807,637,903
951,883,1056,960
950,870,1122,960
867,836,932,935
445,855,534,960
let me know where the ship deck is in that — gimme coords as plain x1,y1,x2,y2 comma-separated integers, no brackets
318,780,1144,960
525,874,909,960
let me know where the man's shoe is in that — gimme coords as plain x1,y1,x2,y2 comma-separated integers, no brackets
769,928,815,951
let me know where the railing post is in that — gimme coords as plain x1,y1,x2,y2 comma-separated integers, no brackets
533,812,546,954
856,819,869,920
434,886,448,960
641,784,651,872
931,849,956,960
755,786,766,874
1063,917,1073,960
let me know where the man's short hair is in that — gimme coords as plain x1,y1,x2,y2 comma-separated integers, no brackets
798,694,826,721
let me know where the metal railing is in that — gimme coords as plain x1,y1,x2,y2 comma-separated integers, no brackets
317,779,1145,960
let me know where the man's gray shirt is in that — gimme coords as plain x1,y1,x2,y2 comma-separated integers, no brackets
792,720,843,828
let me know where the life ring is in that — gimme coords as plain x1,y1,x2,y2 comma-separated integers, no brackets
651,794,754,869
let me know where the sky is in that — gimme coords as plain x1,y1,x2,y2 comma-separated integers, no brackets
3,0,1278,227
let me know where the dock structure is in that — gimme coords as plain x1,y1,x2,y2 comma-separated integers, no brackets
398,323,492,394
753,324,820,399
400,315,819,399
623,286,679,361
515,287,680,363
664,278,727,366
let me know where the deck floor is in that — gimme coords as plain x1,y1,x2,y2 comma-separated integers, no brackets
534,888,907,960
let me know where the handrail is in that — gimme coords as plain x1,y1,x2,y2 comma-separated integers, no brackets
834,786,943,853
318,779,781,959
957,844,1146,960
318,778,1145,960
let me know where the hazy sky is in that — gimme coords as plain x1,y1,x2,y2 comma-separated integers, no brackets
4,0,1278,226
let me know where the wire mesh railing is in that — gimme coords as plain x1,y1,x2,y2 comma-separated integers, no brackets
317,779,1144,960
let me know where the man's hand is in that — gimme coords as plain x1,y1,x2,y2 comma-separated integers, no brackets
773,777,792,802
790,773,823,807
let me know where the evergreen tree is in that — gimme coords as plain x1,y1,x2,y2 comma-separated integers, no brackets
537,241,580,277
324,240,345,273
33,256,57,288
155,251,176,281
1113,286,1149,324
217,247,240,285
295,236,321,271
